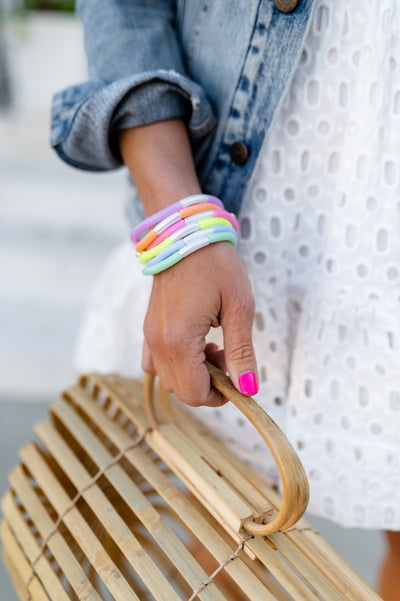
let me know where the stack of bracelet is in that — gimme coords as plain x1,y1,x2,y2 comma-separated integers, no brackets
131,194,239,275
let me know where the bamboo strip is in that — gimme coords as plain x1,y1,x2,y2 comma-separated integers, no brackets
149,425,256,531
287,530,367,601
1,521,51,601
3,549,29,601
75,376,382,592
77,380,338,601
81,375,279,537
254,533,346,601
243,536,320,601
63,385,276,601
33,419,184,601
2,370,382,601
300,531,383,601
9,465,103,601
2,492,71,601
166,399,275,518
19,442,140,601
49,399,227,601
210,430,381,601
78,375,149,434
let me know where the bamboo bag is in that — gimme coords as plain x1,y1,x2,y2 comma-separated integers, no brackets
1,362,382,601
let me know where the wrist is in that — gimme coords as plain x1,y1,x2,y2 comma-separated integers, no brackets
131,194,239,276
118,120,201,217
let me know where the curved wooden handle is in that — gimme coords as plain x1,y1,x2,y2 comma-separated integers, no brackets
144,361,309,535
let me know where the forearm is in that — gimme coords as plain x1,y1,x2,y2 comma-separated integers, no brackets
119,119,201,217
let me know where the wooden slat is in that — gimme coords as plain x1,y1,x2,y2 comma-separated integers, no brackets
149,424,256,531
3,548,28,601
83,377,340,601
300,531,383,601
1,520,51,601
2,492,71,601
286,530,367,601
78,374,149,434
78,374,260,533
252,533,346,601
48,399,227,601
33,419,184,601
167,400,275,518
9,465,103,601
63,385,277,601
211,423,382,601
2,371,382,601
72,380,338,601
19,442,140,601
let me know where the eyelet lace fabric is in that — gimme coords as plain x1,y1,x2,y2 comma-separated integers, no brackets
75,0,400,528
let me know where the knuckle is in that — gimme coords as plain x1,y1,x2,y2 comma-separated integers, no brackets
228,342,255,364
181,397,202,408
141,358,156,375
161,327,183,353
143,320,157,346
176,386,209,408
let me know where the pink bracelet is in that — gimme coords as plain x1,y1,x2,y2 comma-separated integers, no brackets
146,209,239,249
130,194,223,244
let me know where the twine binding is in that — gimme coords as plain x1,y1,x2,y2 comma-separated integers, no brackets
24,429,150,601
284,525,320,534
187,534,254,601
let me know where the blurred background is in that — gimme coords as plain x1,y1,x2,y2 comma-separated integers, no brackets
0,1,386,599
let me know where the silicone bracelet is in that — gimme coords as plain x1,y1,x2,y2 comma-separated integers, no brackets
131,194,224,244
135,202,223,252
139,217,235,264
142,228,238,275
145,209,239,250
145,225,237,268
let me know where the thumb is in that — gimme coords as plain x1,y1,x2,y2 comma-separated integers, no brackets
221,303,259,396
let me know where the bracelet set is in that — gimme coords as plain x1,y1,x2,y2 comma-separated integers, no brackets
131,194,238,275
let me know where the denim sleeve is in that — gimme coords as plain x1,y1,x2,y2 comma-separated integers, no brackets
50,0,215,171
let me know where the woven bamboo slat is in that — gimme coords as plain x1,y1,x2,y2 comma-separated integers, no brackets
1,365,382,601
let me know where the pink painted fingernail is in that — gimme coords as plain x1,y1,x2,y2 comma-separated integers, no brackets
238,372,258,395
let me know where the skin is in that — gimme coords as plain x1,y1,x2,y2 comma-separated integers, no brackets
119,118,399,598
378,531,400,600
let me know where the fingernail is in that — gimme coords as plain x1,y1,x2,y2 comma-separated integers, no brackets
238,372,258,395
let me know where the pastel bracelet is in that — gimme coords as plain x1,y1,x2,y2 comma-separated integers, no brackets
145,225,236,267
131,194,223,245
135,202,223,252
139,216,236,264
144,209,239,251
142,227,238,275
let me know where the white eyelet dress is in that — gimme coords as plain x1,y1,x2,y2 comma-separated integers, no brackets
75,0,400,529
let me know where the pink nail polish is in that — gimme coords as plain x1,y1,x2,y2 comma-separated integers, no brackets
238,372,258,395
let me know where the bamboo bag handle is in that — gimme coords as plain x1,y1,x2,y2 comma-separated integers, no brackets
144,361,310,536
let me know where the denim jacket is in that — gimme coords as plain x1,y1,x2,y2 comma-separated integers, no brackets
51,0,316,218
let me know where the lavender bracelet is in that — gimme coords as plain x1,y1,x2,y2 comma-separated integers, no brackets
130,194,224,244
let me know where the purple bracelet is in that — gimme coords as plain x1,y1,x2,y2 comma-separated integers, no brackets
130,194,224,244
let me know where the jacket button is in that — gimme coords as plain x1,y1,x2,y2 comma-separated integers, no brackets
229,141,249,166
274,0,299,13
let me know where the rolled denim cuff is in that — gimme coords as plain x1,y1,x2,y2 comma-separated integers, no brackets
50,70,216,172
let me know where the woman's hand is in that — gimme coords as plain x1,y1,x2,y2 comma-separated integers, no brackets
142,241,258,407
119,119,258,405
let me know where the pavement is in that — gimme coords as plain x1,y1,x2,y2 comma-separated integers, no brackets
0,12,386,600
